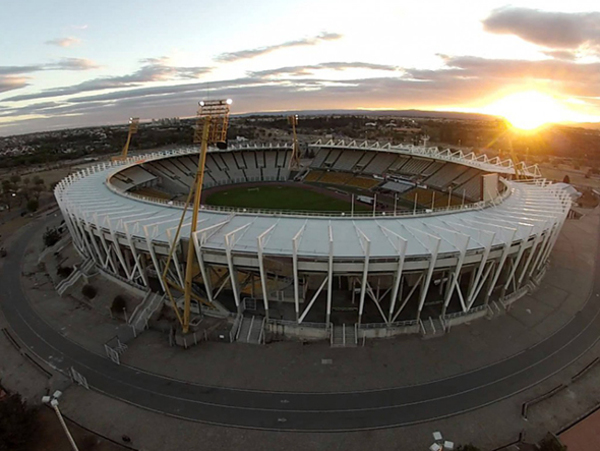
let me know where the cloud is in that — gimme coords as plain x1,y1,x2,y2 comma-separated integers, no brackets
0,76,29,93
0,65,44,75
215,32,342,62
0,58,99,75
250,62,399,78
48,58,100,71
483,7,600,50
542,50,578,61
45,36,81,47
4,57,213,102
4,53,600,136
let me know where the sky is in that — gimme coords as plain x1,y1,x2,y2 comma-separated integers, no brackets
1,0,600,136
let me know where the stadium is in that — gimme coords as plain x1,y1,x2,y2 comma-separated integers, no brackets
54,140,571,343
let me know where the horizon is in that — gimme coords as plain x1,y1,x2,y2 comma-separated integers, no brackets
3,106,598,139
2,1,600,135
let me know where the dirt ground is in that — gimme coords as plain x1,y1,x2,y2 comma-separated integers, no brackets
32,407,130,451
0,207,136,451
539,164,600,189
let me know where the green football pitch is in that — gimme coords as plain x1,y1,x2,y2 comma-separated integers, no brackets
204,184,370,212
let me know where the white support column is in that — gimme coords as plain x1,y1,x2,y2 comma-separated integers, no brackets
299,277,328,324
326,223,334,325
123,222,149,287
257,224,277,320
292,222,307,323
406,226,441,321
225,235,240,309
442,233,470,314
528,225,554,279
517,225,545,286
223,223,253,310
191,232,214,305
503,225,533,293
165,228,186,289
96,218,118,274
378,226,407,323
80,214,104,265
143,225,167,292
487,228,517,298
358,239,371,326
104,216,131,279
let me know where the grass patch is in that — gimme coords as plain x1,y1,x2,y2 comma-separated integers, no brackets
205,184,370,212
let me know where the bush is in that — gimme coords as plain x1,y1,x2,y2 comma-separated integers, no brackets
56,266,73,279
538,436,566,451
0,392,39,451
82,284,97,299
563,175,570,184
42,228,61,247
111,295,127,312
26,199,39,213
456,445,481,451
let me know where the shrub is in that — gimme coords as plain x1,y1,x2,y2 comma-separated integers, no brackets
82,284,97,299
111,295,127,312
562,175,570,184
538,436,566,451
56,266,73,279
42,228,61,247
26,199,39,213
0,392,39,451
457,445,481,451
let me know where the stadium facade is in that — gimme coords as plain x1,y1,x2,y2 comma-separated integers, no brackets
55,141,571,340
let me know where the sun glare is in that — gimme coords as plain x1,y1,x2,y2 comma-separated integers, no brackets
484,91,569,131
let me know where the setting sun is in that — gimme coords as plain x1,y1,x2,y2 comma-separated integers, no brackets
483,91,570,130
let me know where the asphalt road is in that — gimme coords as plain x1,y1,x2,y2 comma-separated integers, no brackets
2,218,600,432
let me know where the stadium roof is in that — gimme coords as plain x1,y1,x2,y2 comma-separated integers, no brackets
56,146,570,262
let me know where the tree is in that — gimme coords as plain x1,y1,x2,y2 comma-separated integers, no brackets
26,199,38,212
563,175,570,184
9,174,21,185
1,180,12,194
56,266,73,278
42,227,61,247
32,185,44,200
538,436,566,451
111,295,127,313
82,284,97,299
456,445,481,451
0,392,39,451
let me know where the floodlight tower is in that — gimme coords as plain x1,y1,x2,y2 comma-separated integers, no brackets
161,99,232,334
112,117,140,161
288,114,300,170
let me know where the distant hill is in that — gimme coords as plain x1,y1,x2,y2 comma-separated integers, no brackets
564,121,600,130
236,109,499,121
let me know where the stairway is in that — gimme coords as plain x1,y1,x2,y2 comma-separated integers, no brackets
129,292,165,332
330,324,357,347
236,316,264,344
421,316,446,339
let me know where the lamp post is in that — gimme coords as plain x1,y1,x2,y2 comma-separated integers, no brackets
42,391,80,451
